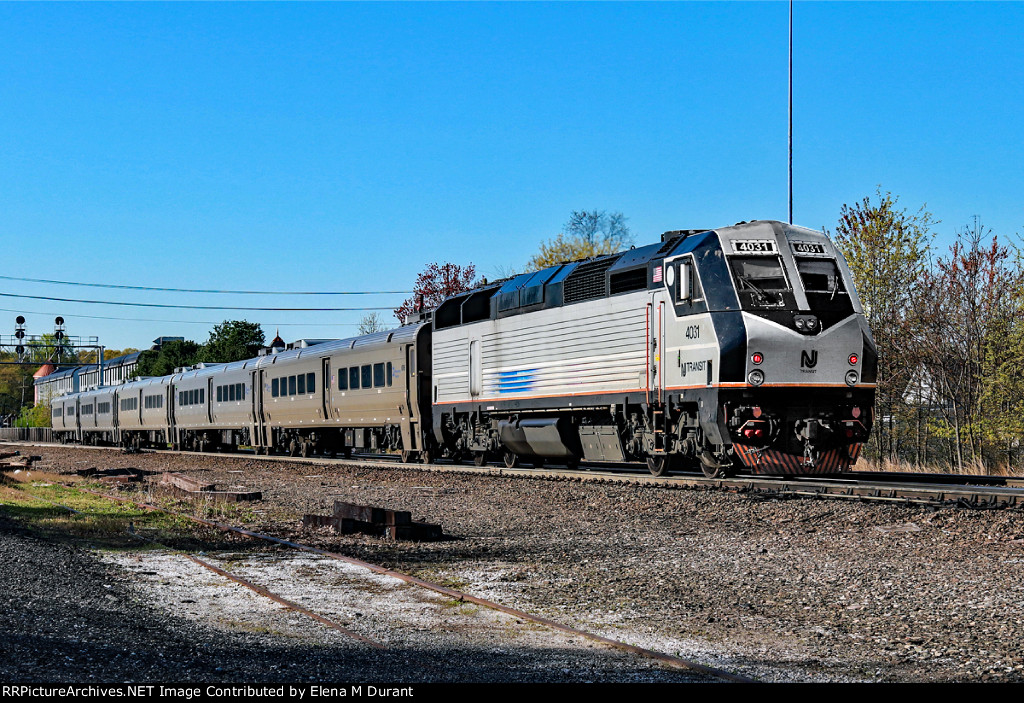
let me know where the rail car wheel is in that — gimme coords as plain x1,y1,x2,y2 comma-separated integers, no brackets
647,455,669,477
288,439,299,457
473,452,487,467
701,464,725,479
503,451,519,468
421,450,434,465
400,450,414,464
301,441,312,458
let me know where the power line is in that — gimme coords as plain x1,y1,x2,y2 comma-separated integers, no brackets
0,292,396,312
0,274,411,296
0,307,364,327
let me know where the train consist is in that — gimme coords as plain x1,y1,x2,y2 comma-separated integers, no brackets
51,220,876,477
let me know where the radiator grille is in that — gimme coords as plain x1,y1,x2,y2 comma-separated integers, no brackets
563,257,616,304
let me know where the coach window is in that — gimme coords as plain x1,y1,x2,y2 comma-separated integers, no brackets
306,372,315,394
386,362,393,387
229,385,236,402
373,363,385,388
200,389,205,404
349,367,359,390
361,365,372,389
338,371,348,391
272,379,279,397
297,373,306,395
288,375,296,396
217,387,222,402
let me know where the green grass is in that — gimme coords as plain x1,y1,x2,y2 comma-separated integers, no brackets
0,480,252,552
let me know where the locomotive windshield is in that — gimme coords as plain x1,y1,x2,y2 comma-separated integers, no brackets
796,258,854,314
729,256,792,309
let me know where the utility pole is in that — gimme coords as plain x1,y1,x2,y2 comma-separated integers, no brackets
788,0,794,224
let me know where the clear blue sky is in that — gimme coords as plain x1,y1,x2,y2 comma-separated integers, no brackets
1,2,1021,351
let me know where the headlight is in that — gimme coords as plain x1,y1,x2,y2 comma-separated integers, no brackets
748,370,765,386
845,370,859,386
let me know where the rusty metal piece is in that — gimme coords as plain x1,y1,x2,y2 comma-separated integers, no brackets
180,553,385,649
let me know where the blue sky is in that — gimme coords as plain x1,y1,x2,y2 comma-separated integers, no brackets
1,2,1021,350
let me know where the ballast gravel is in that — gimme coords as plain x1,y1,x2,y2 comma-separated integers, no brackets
4,443,1024,683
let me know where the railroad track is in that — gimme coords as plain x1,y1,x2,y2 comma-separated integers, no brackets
0,475,750,683
6,440,1024,510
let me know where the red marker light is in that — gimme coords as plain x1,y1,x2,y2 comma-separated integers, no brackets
751,352,763,365
752,406,763,418
849,354,859,365
852,406,861,419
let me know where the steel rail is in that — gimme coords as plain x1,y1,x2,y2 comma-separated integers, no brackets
8,439,1024,508
69,485,752,683
0,480,386,649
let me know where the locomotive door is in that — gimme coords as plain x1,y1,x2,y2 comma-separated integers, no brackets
647,293,667,406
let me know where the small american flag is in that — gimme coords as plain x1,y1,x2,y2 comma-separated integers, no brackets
653,265,663,283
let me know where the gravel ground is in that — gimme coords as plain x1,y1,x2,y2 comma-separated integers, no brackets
5,443,1024,682
0,511,709,683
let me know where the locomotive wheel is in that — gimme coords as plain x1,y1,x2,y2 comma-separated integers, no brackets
473,452,487,467
647,455,669,477
503,451,519,468
701,463,724,479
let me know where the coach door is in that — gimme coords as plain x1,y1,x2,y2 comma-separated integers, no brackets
322,358,333,420
253,369,266,448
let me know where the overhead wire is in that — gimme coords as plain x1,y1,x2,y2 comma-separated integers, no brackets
0,274,411,296
0,307,364,327
0,291,397,312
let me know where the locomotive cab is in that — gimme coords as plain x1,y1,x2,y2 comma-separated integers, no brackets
660,220,876,474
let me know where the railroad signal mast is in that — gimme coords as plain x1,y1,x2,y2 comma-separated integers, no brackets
1,316,106,386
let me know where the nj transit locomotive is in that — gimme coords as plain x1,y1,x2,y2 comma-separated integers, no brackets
50,220,875,477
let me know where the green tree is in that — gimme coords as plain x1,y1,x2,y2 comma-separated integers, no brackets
14,402,50,428
828,188,935,464
79,347,140,364
527,210,633,271
0,353,36,422
134,340,202,378
200,320,265,364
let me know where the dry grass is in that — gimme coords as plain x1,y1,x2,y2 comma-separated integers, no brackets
854,455,1021,477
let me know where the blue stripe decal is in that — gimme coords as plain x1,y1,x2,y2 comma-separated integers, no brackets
495,368,538,394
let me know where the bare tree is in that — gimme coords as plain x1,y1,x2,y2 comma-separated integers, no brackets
358,312,387,335
527,210,633,271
